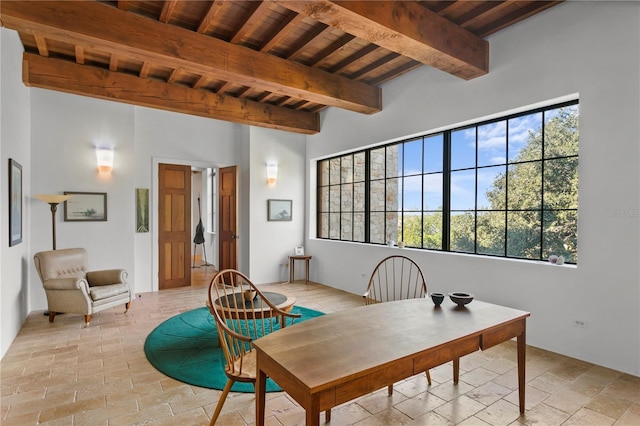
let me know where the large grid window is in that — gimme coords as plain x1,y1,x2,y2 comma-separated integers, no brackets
317,100,579,263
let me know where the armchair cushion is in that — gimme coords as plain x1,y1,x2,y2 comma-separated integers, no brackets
89,283,129,302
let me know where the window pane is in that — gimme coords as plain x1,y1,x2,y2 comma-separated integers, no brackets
354,182,365,211
341,183,353,211
318,213,329,238
451,128,475,170
370,180,385,211
354,152,366,182
319,160,330,185
386,178,401,211
544,105,579,158
423,173,443,211
401,212,422,247
386,212,400,243
477,165,506,210
450,211,475,252
477,211,505,255
543,210,577,262
341,213,352,240
353,213,365,242
404,139,422,176
507,211,541,259
370,212,385,244
544,157,578,209
387,144,401,178
422,212,442,249
370,148,385,180
478,121,506,167
329,158,340,184
508,162,541,210
424,134,443,173
329,185,340,212
319,186,329,212
403,175,422,211
509,112,542,162
451,169,475,210
329,213,340,239
341,155,353,184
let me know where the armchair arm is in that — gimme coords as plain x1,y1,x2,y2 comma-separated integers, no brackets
43,277,89,291
86,269,128,286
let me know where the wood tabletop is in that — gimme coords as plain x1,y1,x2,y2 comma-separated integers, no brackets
253,299,530,393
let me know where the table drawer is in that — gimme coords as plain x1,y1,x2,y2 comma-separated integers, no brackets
414,335,479,372
335,362,413,405
481,320,525,350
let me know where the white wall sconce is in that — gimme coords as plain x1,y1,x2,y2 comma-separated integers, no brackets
96,148,114,175
266,163,278,185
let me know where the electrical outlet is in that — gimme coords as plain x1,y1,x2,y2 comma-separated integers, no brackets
573,319,588,328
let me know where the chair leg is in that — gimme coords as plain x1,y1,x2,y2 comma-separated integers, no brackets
209,379,234,426
84,315,91,327
426,369,432,385
48,312,56,323
387,384,393,395
124,302,131,313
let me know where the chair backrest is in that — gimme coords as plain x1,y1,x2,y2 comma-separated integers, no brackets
34,248,89,283
364,255,428,305
207,269,295,379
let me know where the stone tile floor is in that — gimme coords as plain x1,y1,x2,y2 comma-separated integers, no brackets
1,270,639,425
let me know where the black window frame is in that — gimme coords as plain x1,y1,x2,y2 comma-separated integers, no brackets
317,99,579,264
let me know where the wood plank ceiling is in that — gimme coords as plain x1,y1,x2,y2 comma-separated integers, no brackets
0,0,562,134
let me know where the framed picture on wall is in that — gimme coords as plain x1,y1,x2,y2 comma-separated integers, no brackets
64,192,107,221
8,159,22,247
267,199,292,221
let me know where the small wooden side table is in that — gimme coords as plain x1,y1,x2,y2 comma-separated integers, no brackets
289,255,312,284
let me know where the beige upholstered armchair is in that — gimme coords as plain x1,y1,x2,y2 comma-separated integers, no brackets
34,248,132,326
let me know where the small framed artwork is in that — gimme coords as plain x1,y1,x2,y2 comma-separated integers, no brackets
136,188,149,232
64,191,107,221
8,159,22,247
268,199,292,221
294,246,304,256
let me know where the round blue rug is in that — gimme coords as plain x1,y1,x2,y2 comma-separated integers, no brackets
144,305,324,392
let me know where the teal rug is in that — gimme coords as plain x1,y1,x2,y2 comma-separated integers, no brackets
144,305,324,392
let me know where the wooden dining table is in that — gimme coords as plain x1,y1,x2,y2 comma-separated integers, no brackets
253,298,530,426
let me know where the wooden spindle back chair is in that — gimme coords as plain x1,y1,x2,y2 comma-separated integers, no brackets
207,269,301,425
363,255,432,394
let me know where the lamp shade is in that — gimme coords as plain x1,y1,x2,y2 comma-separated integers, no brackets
35,194,72,204
96,148,114,174
266,163,278,185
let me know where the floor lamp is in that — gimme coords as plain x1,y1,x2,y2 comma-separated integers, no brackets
35,194,71,316
35,194,71,250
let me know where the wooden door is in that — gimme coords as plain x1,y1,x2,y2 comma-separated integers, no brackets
158,163,191,289
218,166,238,270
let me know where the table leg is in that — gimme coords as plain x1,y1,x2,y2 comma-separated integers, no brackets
256,365,267,426
517,326,526,413
289,258,293,283
305,401,320,426
305,258,310,284
453,357,460,384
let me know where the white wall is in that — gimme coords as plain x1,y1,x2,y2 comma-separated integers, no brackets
248,127,306,284
0,28,31,357
305,2,640,376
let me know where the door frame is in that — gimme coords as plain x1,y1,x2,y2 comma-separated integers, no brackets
151,157,219,292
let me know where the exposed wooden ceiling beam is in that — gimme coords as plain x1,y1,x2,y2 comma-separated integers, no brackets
1,0,381,114
22,53,320,134
274,0,489,80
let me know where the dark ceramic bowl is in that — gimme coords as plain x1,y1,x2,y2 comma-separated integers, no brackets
430,292,445,306
449,292,474,306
